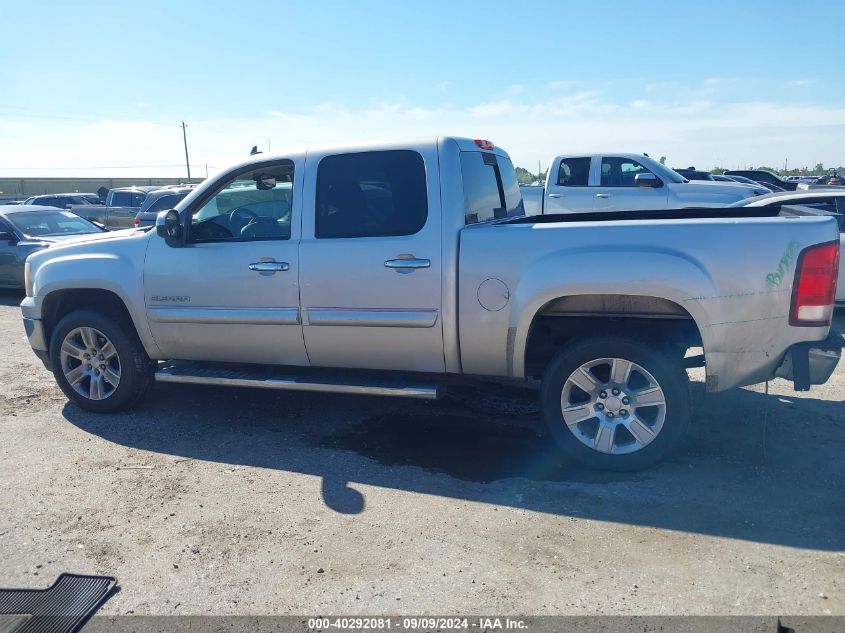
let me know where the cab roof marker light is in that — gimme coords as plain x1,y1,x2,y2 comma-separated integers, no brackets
474,139,494,150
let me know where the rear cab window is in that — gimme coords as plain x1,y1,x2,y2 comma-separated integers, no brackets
460,152,524,224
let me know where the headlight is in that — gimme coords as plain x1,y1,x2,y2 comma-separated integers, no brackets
24,260,32,297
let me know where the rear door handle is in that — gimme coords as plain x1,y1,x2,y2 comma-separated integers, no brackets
384,257,430,273
595,193,612,198
249,261,290,273
548,193,562,198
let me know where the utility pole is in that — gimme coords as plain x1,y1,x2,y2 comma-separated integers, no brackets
181,121,191,181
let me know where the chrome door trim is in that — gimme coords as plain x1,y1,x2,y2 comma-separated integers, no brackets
305,308,438,328
148,307,300,325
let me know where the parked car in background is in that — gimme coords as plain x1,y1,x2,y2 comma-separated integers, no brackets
133,185,197,227
0,205,106,289
724,169,798,191
20,137,842,470
24,193,102,208
673,168,715,181
729,190,845,303
71,186,162,229
719,174,774,191
521,153,764,215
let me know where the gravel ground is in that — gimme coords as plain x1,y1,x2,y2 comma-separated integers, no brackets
0,290,843,616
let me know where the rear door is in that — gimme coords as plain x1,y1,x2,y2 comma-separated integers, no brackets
592,156,669,212
544,157,595,213
298,144,445,372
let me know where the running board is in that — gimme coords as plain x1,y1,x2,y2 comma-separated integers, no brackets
154,361,445,400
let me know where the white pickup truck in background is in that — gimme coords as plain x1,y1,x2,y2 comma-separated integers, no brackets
522,153,767,215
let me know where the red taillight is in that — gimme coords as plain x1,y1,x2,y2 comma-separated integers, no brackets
133,217,140,227
790,241,840,326
474,139,494,150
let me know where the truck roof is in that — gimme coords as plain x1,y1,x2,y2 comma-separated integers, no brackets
216,137,511,175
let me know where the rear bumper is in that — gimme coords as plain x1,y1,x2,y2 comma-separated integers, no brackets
775,331,843,391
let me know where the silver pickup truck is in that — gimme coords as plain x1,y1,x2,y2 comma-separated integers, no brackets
522,153,766,215
20,137,842,470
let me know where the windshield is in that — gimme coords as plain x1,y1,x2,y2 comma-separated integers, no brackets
8,210,101,237
637,155,687,183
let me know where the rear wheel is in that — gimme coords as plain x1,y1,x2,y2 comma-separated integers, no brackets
49,309,153,413
540,336,690,471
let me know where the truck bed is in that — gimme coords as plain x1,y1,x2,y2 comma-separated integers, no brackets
502,204,836,225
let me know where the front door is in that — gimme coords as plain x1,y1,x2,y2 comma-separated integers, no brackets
298,145,445,373
143,158,308,366
592,156,669,212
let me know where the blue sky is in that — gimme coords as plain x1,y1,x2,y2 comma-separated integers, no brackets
2,0,843,176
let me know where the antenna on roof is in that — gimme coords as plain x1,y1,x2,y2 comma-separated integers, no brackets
250,145,262,156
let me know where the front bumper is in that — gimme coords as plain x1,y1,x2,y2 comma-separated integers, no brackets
775,331,843,391
22,317,51,370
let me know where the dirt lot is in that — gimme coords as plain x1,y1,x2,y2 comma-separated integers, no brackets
0,290,843,616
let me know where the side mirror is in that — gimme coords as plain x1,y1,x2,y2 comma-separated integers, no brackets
635,173,662,188
0,231,15,243
155,209,184,244
255,175,277,190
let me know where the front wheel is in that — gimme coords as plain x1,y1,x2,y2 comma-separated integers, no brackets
540,336,691,471
49,309,153,413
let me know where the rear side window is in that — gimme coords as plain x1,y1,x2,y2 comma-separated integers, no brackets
460,152,524,224
316,150,427,238
557,157,591,186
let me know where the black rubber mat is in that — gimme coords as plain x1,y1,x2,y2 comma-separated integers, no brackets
0,574,116,633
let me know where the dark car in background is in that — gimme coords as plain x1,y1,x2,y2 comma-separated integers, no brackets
133,185,196,227
0,205,106,289
724,169,798,191
673,168,715,181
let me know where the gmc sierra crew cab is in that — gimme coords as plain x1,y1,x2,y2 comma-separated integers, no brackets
20,137,842,470
521,153,767,215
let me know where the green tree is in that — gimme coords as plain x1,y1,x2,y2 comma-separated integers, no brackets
813,162,824,175
514,166,537,185
711,167,726,175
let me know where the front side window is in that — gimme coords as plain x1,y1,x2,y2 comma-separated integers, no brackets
316,150,427,238
557,157,591,186
600,157,654,187
188,162,294,242
110,192,132,207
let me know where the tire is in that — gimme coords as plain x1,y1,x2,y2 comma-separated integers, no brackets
540,336,690,471
49,308,154,413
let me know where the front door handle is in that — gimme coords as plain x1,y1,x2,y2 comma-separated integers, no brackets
384,257,430,273
249,261,290,273
548,193,562,198
595,193,612,198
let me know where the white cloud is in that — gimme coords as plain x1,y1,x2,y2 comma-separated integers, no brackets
1,92,844,177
